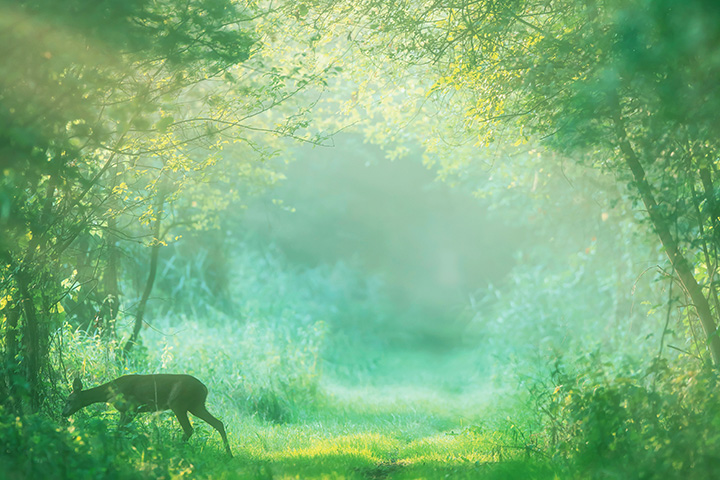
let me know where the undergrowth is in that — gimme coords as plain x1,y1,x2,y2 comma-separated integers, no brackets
526,353,720,479
19,244,720,479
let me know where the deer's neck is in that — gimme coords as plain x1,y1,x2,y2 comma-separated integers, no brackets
79,382,115,407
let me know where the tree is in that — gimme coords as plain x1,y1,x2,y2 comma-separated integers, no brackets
295,0,720,365
0,0,327,413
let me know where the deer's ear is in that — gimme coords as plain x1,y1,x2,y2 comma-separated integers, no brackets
72,378,83,392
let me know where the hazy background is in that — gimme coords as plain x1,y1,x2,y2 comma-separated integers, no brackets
238,135,529,341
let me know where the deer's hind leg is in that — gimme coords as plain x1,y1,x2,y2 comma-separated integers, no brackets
189,404,232,457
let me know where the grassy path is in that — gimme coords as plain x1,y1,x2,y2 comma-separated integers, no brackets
182,351,556,479
46,347,556,479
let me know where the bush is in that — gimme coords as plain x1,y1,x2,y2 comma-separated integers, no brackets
531,355,720,479
139,317,326,424
0,410,141,480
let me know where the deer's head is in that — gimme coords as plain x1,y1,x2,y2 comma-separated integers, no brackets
62,378,84,417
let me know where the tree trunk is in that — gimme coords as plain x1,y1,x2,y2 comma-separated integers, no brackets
73,234,97,331
612,105,720,365
101,165,122,338
13,169,60,411
15,268,43,411
102,215,121,338
3,304,20,413
123,192,165,354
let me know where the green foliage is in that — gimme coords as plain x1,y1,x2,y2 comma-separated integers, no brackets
39,236,557,478
1,0,336,413
528,355,720,478
56,240,396,426
474,256,614,356
151,237,389,344
141,317,326,424
468,233,666,371
0,0,269,413
295,0,720,363
0,410,143,479
232,319,325,423
54,325,126,384
6,1,720,478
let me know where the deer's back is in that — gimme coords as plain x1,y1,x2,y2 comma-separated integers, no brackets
111,374,208,411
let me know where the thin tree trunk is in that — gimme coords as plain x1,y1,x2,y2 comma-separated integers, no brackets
14,169,59,411
73,234,97,331
612,104,720,365
101,165,121,338
15,268,42,410
692,169,720,324
3,304,20,413
123,192,165,354
102,215,121,338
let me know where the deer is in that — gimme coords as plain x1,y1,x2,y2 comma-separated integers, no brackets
62,374,233,457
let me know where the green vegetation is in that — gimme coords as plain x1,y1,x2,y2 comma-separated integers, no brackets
3,0,720,478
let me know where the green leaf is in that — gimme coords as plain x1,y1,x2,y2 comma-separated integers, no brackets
155,116,175,133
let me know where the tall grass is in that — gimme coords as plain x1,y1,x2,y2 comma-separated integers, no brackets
44,239,712,479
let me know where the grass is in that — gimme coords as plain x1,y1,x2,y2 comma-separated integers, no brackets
96,382,553,479
46,297,557,480
20,244,706,479
50,345,556,480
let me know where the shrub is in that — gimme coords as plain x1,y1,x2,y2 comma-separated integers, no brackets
0,409,141,480
531,355,720,479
